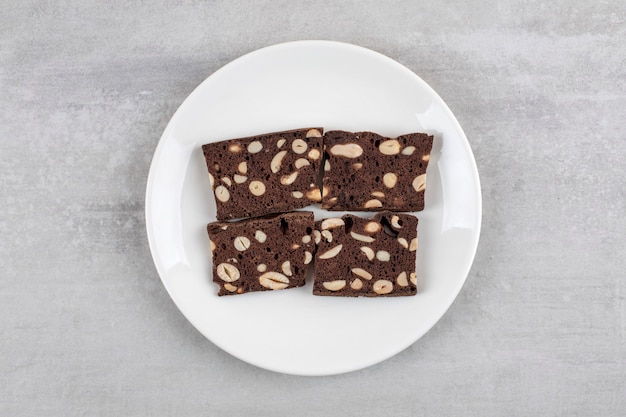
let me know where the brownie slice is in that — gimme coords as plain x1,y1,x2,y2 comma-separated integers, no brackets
313,212,418,297
321,131,433,212
207,212,315,296
202,128,324,220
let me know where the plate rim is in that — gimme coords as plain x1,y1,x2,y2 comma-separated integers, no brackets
145,40,482,375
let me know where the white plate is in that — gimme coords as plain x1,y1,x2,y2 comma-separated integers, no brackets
145,40,481,376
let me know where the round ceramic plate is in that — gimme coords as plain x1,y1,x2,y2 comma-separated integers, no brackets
145,40,481,376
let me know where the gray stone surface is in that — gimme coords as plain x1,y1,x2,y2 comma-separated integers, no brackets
1,1,625,415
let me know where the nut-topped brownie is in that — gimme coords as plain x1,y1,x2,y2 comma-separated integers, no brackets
202,128,324,220
207,212,315,296
313,212,418,297
321,131,433,212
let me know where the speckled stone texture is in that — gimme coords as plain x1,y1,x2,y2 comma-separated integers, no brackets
1,1,624,416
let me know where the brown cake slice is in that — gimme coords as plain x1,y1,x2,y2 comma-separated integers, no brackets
313,212,418,297
202,128,324,220
207,212,315,296
321,130,433,212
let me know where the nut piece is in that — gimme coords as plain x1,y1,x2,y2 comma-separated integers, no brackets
364,222,381,234
352,163,363,170
270,150,288,173
422,154,430,162
208,173,215,187
257,263,267,272
224,283,237,292
280,171,299,185
319,244,343,259
350,231,375,243
376,250,391,262
321,218,345,230
371,191,385,198
351,278,363,290
306,188,322,202
304,251,313,265
210,240,216,252
302,235,311,244
360,246,375,261
254,230,267,243
323,280,346,291
281,261,292,276
373,280,393,295
364,199,383,208
277,138,286,148
351,268,372,280
234,236,251,251
233,174,247,184
313,230,321,244
294,158,310,169
308,149,320,160
391,215,402,229
215,185,230,202
291,243,300,250
324,160,331,171
329,143,363,158
221,177,232,187
383,173,398,188
292,139,308,154
396,271,408,287
216,263,240,282
228,143,242,153
321,230,333,243
401,146,416,155
409,238,418,252
379,139,401,155
237,161,247,174
292,191,303,199
412,174,427,192
410,272,417,285
259,271,290,290
397,237,409,249
247,141,263,153
306,128,322,138
249,180,266,196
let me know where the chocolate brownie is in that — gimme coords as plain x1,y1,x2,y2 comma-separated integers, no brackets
313,212,418,297
202,128,324,220
321,131,433,212
207,211,315,296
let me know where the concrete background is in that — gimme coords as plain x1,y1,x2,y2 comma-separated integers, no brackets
1,1,624,415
